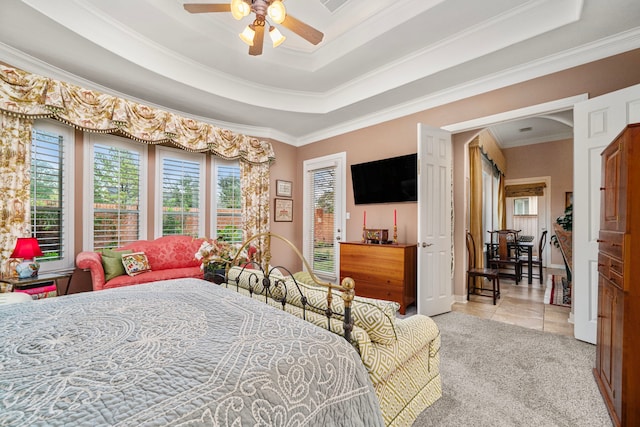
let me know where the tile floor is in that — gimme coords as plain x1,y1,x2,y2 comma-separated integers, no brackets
453,267,574,337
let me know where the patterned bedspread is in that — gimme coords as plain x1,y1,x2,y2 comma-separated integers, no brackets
0,278,384,426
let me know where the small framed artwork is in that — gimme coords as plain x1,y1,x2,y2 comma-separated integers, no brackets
274,198,293,222
276,180,292,198
565,191,573,208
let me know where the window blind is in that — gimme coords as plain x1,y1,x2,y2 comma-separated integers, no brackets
31,129,64,261
162,157,201,237
92,144,141,249
307,167,336,277
215,163,242,243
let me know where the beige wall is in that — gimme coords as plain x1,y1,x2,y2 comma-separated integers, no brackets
67,48,640,294
503,139,573,267
292,48,640,298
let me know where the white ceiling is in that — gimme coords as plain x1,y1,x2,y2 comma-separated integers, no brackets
1,0,639,147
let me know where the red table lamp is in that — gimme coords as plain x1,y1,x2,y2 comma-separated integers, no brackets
11,237,44,279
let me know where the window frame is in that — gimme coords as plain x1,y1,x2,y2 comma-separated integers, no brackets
155,146,205,238
31,120,75,272
83,133,148,250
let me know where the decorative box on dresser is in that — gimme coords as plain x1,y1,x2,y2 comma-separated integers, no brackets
594,123,640,427
339,242,417,314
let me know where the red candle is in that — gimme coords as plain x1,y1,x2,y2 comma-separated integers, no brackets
363,210,366,225
394,209,397,225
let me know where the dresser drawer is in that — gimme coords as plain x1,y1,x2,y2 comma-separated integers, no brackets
350,279,404,305
598,230,624,260
598,253,624,290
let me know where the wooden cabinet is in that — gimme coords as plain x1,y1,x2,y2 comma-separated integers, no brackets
594,123,640,427
339,242,417,314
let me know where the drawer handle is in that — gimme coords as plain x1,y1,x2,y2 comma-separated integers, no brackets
596,239,605,243
600,187,606,191
598,263,606,267
611,243,622,247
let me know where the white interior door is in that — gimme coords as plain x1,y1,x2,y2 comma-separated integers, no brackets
417,124,453,316
573,83,640,343
302,152,347,283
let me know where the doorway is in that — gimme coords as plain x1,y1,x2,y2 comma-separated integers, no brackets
505,176,551,270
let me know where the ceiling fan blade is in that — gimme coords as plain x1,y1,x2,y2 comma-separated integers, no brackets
183,3,231,13
249,24,265,56
281,15,324,45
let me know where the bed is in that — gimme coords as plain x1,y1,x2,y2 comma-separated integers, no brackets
0,278,385,426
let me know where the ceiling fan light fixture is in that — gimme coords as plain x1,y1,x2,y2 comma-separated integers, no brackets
230,0,251,20
269,26,286,48
267,0,286,24
239,24,255,46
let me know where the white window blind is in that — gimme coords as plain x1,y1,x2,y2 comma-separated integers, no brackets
215,162,242,243
162,157,201,237
92,144,141,249
307,167,336,276
31,129,64,261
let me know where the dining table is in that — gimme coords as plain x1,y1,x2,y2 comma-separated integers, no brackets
485,238,535,284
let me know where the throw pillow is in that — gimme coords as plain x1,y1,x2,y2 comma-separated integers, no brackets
101,249,132,282
121,252,152,276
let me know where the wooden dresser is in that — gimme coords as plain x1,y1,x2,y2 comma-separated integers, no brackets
339,242,417,314
594,123,640,427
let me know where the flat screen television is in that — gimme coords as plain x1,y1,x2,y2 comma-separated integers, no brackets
351,153,417,204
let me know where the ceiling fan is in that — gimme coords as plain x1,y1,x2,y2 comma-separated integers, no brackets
184,0,324,56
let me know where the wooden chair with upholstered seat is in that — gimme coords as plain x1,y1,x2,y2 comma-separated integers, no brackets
487,229,522,284
519,230,547,283
466,231,501,304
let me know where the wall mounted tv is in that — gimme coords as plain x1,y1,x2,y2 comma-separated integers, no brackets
351,153,418,205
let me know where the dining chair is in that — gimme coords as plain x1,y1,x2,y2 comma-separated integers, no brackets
487,229,522,284
466,231,500,304
519,230,547,282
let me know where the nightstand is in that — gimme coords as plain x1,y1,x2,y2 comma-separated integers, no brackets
2,272,73,299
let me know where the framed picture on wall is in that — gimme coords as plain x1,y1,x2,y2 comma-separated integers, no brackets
276,180,292,197
274,198,293,222
565,191,573,208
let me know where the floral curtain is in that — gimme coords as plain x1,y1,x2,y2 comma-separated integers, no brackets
0,115,32,277
0,65,275,274
240,161,270,265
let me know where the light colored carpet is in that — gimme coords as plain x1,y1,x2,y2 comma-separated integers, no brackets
412,311,612,427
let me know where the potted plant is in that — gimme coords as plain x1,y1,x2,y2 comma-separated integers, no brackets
195,238,247,284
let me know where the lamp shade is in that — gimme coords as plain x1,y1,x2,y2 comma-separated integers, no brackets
11,237,43,279
239,25,256,46
11,237,43,260
231,0,251,20
269,26,286,48
267,0,286,24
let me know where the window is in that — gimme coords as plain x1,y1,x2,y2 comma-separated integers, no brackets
514,197,538,215
90,138,145,249
309,167,336,276
157,147,204,237
481,155,500,241
31,121,74,271
213,160,242,242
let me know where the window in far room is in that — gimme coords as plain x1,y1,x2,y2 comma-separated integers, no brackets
157,147,205,238
30,120,75,271
213,159,242,243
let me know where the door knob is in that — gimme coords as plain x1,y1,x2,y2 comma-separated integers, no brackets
421,242,433,247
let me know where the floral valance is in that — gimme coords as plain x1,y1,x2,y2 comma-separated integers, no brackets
0,65,275,164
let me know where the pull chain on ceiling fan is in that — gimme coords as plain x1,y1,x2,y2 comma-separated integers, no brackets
184,0,324,56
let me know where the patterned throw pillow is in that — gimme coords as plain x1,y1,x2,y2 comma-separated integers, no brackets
121,252,152,276
101,249,132,282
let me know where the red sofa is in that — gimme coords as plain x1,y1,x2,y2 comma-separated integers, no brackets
76,235,205,291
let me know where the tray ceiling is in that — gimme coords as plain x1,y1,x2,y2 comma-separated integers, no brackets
1,0,639,145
